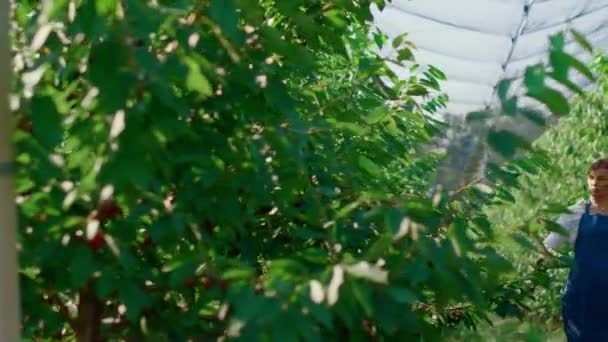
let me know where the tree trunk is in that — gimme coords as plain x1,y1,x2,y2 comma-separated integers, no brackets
0,0,21,340
73,285,103,342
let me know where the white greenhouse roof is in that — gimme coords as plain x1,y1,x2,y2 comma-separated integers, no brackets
372,0,608,118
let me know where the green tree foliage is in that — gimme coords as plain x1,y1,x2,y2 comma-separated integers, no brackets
490,56,608,228
11,0,597,340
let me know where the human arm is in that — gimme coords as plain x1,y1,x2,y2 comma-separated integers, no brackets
543,201,586,251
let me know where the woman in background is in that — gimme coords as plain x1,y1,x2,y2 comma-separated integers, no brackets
544,158,608,341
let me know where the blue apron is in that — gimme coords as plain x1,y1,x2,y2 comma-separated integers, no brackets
562,202,608,341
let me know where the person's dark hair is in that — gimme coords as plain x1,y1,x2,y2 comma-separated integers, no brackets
588,158,608,175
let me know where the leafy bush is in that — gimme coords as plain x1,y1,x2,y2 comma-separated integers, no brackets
11,0,596,340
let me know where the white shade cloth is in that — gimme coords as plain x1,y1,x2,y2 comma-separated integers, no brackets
372,0,608,118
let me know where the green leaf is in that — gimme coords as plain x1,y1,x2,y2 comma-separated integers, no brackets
487,129,530,159
323,9,348,28
518,108,547,126
372,31,387,49
366,235,393,260
358,156,382,175
512,158,540,174
88,39,133,111
428,65,446,81
549,73,585,96
96,269,120,298
407,85,428,96
552,51,595,82
384,207,402,236
496,188,516,203
539,203,572,214
386,287,418,304
308,302,333,328
420,76,440,91
328,118,369,135
549,32,566,51
392,33,409,49
69,246,96,288
397,48,414,62
30,95,63,150
527,87,570,116
549,51,569,82
486,162,520,187
510,232,538,252
501,97,518,116
524,65,545,95
120,282,151,321
497,80,511,100
364,106,389,124
384,117,402,136
209,0,243,44
571,29,593,53
223,267,255,281
184,57,213,99
351,282,374,316
541,218,569,236
96,0,118,15
275,2,300,16
260,27,316,68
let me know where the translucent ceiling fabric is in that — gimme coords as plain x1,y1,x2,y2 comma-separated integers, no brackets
372,0,608,117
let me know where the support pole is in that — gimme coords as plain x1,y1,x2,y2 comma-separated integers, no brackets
0,0,20,340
